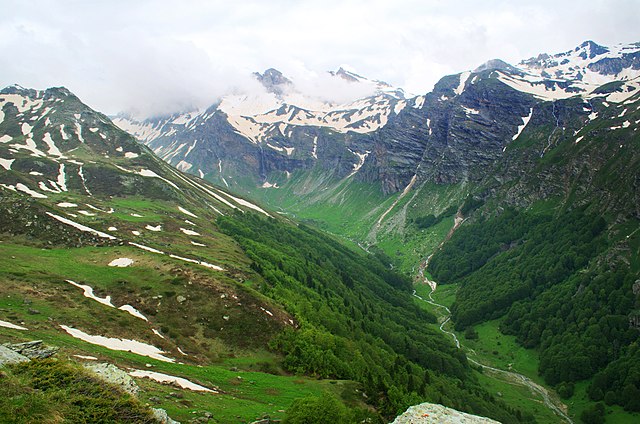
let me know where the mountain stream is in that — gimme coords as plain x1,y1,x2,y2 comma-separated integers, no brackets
413,281,573,423
412,211,572,423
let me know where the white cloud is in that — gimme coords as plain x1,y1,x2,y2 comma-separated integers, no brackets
1,0,638,118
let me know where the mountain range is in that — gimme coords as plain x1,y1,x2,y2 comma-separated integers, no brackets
1,40,639,423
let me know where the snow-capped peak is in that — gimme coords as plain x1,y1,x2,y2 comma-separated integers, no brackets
466,41,640,102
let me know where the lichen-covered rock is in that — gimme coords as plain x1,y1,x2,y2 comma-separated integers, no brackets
391,402,501,424
152,407,181,424
2,340,58,359
0,345,30,366
84,362,140,395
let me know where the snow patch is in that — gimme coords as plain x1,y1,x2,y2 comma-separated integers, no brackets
59,124,70,140
0,157,14,170
216,189,271,217
145,224,162,232
454,71,472,95
176,160,192,171
78,166,92,196
73,355,98,360
461,105,480,116
21,122,33,136
74,122,85,143
43,132,63,157
178,206,198,218
118,305,148,321
512,108,534,140
108,258,134,267
180,228,201,236
129,370,215,392
60,325,174,362
311,136,318,159
136,169,179,190
394,100,407,115
125,152,139,159
66,279,114,308
0,319,28,330
347,149,370,176
45,212,116,239
129,242,164,254
56,163,67,192
16,183,47,198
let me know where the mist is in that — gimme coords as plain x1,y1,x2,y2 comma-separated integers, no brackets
1,0,639,119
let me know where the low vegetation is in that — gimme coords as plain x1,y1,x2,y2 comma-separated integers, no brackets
0,359,154,423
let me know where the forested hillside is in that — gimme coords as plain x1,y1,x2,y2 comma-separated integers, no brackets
430,205,640,414
218,212,533,421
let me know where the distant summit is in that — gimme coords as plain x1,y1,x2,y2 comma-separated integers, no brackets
253,68,292,95
473,58,519,73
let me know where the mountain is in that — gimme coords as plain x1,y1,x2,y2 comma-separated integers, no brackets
115,40,640,422
113,66,413,192
117,41,640,196
116,41,639,266
0,86,530,422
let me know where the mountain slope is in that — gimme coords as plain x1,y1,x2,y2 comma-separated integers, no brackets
0,85,529,422
116,42,639,270
115,41,640,422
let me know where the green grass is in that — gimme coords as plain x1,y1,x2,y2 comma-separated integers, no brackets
474,370,560,424
412,282,568,423
564,381,640,424
461,319,542,385
0,237,368,423
376,216,454,275
0,322,357,423
417,281,543,384
0,359,155,424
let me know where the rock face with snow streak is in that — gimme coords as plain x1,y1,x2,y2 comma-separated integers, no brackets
114,67,411,194
391,402,501,424
115,41,639,206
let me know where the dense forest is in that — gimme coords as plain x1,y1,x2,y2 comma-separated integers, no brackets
429,206,640,412
218,212,533,422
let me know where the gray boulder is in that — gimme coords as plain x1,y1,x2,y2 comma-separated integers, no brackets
2,340,58,359
84,362,140,395
152,408,181,424
0,345,30,366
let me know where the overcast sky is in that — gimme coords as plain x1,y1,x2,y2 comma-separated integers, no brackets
1,0,638,117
